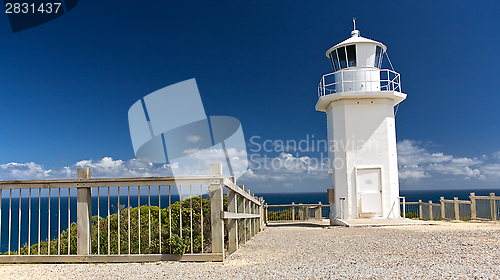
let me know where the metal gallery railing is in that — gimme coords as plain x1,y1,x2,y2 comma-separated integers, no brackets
400,193,500,221
318,69,401,97
0,163,265,263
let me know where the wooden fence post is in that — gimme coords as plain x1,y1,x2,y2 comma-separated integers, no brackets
292,202,295,221
454,197,459,220
227,177,238,255
470,193,476,220
254,196,259,234
401,197,406,219
491,193,497,221
316,202,322,221
253,195,258,235
418,200,423,219
264,203,268,225
251,195,257,236
299,203,304,220
209,164,224,258
77,167,92,255
440,197,445,220
429,201,433,220
249,194,253,237
238,185,246,244
259,197,264,230
245,189,251,239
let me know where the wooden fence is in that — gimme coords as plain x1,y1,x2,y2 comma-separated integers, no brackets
0,163,264,263
265,203,328,222
401,193,499,221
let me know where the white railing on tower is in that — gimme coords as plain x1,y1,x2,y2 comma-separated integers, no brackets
318,69,401,97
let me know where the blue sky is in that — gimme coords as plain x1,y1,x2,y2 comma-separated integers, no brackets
1,1,500,193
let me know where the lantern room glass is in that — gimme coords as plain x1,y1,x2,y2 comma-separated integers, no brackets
329,50,340,72
346,45,356,67
374,46,382,68
329,45,358,71
337,47,347,69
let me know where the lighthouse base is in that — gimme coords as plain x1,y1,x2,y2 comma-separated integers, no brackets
334,218,427,227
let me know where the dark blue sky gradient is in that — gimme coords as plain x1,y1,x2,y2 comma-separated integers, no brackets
0,1,499,190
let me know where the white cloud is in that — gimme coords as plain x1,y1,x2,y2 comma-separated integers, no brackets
0,157,173,180
0,162,52,179
169,147,248,178
492,151,500,160
479,164,500,179
182,148,202,155
75,157,172,178
240,152,329,182
186,135,201,143
2,141,500,191
397,140,483,180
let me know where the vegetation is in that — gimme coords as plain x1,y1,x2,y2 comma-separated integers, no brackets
5,196,228,256
403,212,419,219
267,208,298,221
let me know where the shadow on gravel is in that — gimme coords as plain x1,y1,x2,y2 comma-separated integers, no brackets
266,222,330,228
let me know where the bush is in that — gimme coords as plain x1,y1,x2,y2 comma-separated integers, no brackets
7,196,216,256
267,208,297,221
404,212,419,219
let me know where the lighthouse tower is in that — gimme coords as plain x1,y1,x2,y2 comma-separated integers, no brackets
316,24,406,222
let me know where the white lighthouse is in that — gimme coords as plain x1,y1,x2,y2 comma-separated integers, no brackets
317,24,406,223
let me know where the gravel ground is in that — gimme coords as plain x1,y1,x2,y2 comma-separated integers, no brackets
0,221,499,279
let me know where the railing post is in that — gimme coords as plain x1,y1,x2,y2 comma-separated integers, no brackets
245,189,251,240
316,202,322,221
264,203,268,225
77,167,92,255
251,195,256,237
440,197,445,220
227,177,238,255
454,197,459,220
418,200,423,219
254,197,259,234
401,197,405,218
470,193,476,220
322,76,325,96
341,71,345,92
491,193,497,221
292,202,295,221
299,203,304,220
259,197,264,230
209,164,224,258
429,201,433,220
238,185,246,244
254,196,258,235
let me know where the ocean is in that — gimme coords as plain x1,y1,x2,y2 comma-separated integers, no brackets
1,188,499,253
258,189,500,206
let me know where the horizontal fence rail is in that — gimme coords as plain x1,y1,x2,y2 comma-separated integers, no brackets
211,164,265,256
265,203,328,222
0,164,265,263
400,193,499,222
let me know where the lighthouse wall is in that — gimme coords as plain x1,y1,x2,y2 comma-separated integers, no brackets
326,97,400,219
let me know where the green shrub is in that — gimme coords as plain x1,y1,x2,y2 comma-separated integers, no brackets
267,208,297,221
404,212,419,219
6,196,216,256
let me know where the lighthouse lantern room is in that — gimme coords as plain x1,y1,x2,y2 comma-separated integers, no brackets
316,22,407,223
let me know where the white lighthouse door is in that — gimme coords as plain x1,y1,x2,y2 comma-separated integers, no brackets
356,168,382,217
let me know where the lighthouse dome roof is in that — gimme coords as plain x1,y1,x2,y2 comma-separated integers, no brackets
325,30,387,58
